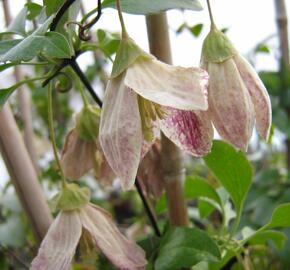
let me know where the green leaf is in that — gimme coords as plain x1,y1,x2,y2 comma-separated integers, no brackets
0,36,45,62
25,3,43,20
189,23,203,37
102,0,202,15
0,39,22,56
198,200,216,218
0,18,72,62
185,176,222,207
43,32,72,58
249,230,286,250
111,38,150,78
155,227,221,270
255,44,270,54
7,7,27,36
97,29,120,57
0,76,45,108
265,203,290,228
43,0,65,15
204,140,252,213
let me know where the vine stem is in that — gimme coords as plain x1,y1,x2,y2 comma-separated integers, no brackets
47,82,67,188
70,59,161,237
47,0,161,237
206,0,217,30
115,0,129,38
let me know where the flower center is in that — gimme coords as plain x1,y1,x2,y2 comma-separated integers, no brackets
137,95,166,142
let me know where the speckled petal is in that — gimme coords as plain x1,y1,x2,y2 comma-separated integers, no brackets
99,74,142,190
30,211,82,270
160,108,213,156
60,129,96,180
234,54,272,140
205,59,255,150
80,204,147,270
125,58,209,111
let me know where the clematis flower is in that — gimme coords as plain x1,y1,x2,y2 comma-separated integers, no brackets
201,28,272,150
31,185,146,270
60,106,114,184
99,38,213,190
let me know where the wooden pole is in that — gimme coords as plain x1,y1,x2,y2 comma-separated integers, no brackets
2,0,39,172
274,0,290,169
0,105,52,242
146,13,189,226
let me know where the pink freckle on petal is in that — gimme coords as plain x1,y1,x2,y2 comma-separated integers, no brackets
160,107,213,156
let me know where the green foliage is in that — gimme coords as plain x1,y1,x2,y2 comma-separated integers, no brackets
0,31,72,62
25,3,43,20
190,23,203,37
204,140,253,214
266,203,290,229
185,176,222,207
249,230,286,250
7,7,27,36
102,0,202,15
154,227,221,270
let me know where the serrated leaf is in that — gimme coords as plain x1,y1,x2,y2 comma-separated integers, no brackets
7,7,27,36
102,0,202,15
155,227,220,270
190,23,203,37
204,140,252,213
185,176,222,207
265,203,290,229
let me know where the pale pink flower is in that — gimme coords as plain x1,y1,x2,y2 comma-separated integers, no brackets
60,106,115,184
99,57,213,190
201,30,272,150
30,204,147,270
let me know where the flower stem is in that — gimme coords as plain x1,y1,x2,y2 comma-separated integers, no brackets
206,0,217,30
116,0,128,39
47,82,67,188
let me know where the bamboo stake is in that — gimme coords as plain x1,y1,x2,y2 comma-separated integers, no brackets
274,0,290,169
146,13,189,226
0,105,52,242
2,0,38,171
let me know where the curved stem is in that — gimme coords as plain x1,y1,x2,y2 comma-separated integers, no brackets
206,0,217,30
47,82,67,188
116,0,128,38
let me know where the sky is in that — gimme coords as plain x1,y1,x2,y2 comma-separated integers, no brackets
0,0,290,185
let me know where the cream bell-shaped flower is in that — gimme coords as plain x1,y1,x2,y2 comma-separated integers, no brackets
30,185,146,270
60,106,115,185
99,38,213,190
201,28,272,150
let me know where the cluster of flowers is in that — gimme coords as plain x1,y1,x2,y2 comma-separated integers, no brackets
30,24,271,270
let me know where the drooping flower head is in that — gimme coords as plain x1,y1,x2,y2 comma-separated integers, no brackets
201,2,272,150
31,184,146,270
61,105,114,185
99,36,213,190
